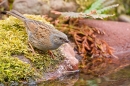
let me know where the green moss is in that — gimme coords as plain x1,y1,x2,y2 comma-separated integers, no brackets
0,56,34,82
0,15,63,82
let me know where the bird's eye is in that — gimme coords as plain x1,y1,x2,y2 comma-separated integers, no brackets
59,37,63,40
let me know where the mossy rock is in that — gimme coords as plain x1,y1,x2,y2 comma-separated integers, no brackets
0,14,64,83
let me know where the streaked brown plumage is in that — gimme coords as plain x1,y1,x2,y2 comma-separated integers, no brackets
7,10,69,51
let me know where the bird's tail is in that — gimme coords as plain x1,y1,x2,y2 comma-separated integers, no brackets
6,10,27,21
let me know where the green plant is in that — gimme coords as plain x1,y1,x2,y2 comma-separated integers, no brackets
52,0,118,19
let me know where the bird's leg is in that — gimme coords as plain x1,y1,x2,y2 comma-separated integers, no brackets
48,50,55,59
28,42,36,54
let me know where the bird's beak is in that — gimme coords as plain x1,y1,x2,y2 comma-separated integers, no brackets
65,39,70,43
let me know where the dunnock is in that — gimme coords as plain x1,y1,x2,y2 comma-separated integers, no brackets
6,10,69,52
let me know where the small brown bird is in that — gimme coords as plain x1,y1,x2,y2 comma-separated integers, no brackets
6,10,69,53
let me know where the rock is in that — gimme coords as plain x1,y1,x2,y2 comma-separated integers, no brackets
0,0,9,11
0,0,9,19
118,14,130,23
12,0,43,15
12,0,78,18
43,43,79,80
79,19,130,55
79,19,130,75
60,43,79,71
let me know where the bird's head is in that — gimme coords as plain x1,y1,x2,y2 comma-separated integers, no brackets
50,31,69,49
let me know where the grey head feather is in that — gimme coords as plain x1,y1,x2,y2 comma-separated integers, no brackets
50,30,69,50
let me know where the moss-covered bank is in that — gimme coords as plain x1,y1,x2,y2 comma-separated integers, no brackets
0,15,63,83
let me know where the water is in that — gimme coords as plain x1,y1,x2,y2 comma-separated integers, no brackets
3,65,129,86
37,65,130,86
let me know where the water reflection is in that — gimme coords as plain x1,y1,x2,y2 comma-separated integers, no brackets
38,66,130,86
39,72,79,86
2,65,130,86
